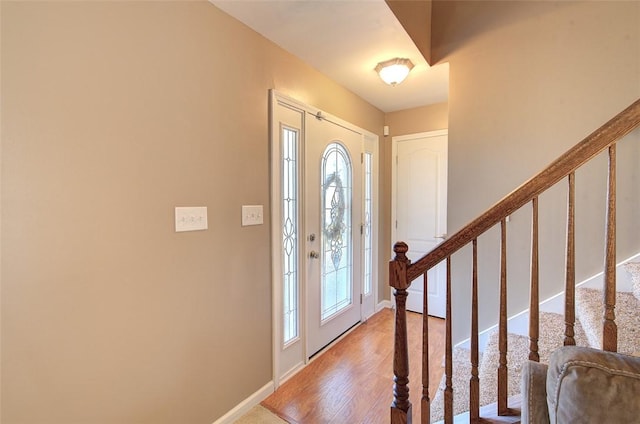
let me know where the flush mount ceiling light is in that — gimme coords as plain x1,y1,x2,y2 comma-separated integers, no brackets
375,58,414,86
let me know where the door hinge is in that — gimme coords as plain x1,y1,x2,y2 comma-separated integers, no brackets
361,152,364,164
360,223,364,235
360,293,363,304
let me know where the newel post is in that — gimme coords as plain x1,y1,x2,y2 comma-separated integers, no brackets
390,242,412,424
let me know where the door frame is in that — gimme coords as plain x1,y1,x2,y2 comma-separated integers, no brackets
391,129,448,303
269,90,379,388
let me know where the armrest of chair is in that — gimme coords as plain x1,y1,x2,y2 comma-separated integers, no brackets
521,360,550,424
547,346,640,423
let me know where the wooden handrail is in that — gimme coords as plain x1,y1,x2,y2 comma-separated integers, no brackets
406,99,640,282
390,99,640,424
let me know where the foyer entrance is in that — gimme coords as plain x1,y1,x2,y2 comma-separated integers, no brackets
270,91,378,385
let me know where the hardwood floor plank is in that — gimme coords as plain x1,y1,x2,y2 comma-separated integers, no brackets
263,308,445,423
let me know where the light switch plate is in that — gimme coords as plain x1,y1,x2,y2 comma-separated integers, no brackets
242,205,263,226
175,207,208,232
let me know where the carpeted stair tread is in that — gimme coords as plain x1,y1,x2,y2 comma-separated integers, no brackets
426,282,639,421
477,312,589,407
624,262,640,302
576,287,640,356
476,331,528,407
430,312,588,421
533,310,590,360
430,346,478,422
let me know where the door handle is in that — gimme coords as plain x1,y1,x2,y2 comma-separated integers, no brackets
434,234,447,240
309,251,320,259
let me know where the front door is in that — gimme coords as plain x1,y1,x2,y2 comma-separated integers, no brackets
306,115,362,356
271,91,377,384
393,131,448,318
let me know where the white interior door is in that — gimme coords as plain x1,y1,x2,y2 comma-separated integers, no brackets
393,131,448,318
306,115,362,356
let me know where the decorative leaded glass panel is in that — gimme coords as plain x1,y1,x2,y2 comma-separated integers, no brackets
321,143,352,321
282,126,299,345
364,152,373,296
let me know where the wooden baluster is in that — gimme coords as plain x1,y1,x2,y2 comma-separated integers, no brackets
564,173,576,346
390,242,413,424
470,239,480,422
444,257,453,424
529,198,540,361
421,272,430,424
498,219,508,415
603,145,617,352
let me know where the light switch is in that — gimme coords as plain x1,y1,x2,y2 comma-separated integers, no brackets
242,205,263,226
175,207,208,232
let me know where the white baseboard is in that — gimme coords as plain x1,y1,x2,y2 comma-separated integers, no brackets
211,381,275,424
455,251,640,353
278,361,305,387
376,299,393,311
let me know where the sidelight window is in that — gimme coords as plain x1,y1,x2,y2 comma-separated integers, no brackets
363,152,373,297
282,126,299,345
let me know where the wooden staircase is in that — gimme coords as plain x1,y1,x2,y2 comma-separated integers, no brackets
430,312,573,420
389,99,640,424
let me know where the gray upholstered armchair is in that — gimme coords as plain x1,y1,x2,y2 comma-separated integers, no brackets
521,346,640,423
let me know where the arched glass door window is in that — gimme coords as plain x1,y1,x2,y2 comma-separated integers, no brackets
321,142,353,321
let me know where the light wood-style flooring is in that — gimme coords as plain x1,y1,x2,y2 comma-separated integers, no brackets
262,308,445,423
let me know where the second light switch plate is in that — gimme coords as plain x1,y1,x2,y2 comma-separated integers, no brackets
242,205,263,226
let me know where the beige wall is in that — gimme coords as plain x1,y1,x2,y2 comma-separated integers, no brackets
386,103,448,137
0,2,384,423
385,0,433,65
432,1,640,343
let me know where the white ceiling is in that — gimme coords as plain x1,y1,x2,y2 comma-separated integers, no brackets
210,0,449,113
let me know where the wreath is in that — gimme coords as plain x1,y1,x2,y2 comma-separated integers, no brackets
323,172,346,269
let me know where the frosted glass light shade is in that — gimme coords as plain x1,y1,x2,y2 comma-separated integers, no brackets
375,58,414,85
